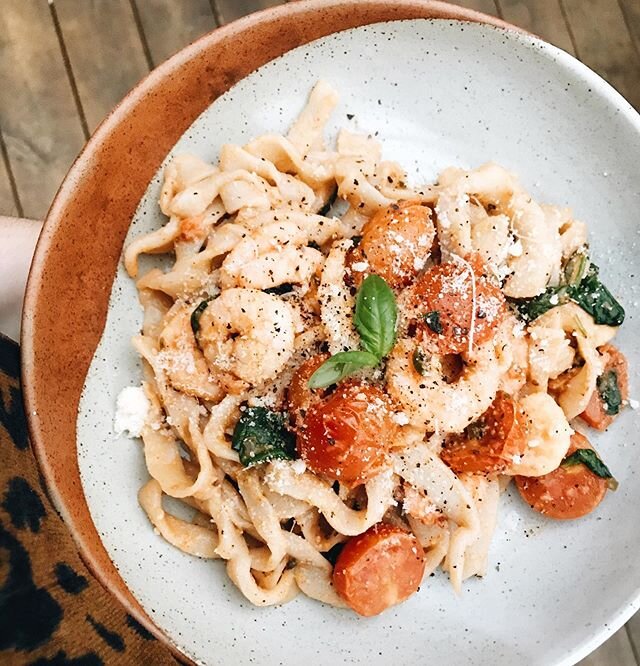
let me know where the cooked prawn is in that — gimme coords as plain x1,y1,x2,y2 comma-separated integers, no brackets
197,288,295,391
219,221,325,290
386,337,511,434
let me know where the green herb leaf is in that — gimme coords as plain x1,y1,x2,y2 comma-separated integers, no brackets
423,310,443,334
412,347,428,376
264,283,294,296
512,285,569,322
190,297,215,334
563,251,589,286
597,369,622,416
354,274,397,358
568,263,625,326
317,186,338,217
231,406,295,467
307,350,379,389
512,260,624,327
562,447,618,490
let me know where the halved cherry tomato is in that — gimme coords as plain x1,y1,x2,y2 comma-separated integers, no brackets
345,200,435,288
409,253,505,354
287,353,330,426
440,392,527,474
296,381,396,487
580,344,629,431
515,432,608,520
333,523,425,616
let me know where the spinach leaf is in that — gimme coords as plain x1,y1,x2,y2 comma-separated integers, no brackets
317,187,338,217
512,285,568,322
512,258,624,326
597,369,622,416
568,263,625,326
231,406,295,467
561,447,618,490
423,310,443,334
307,350,379,389
563,251,589,286
354,274,398,358
190,297,215,334
412,348,428,376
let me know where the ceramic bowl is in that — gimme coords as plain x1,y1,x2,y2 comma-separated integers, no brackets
22,1,640,665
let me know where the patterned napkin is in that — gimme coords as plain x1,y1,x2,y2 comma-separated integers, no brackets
0,333,176,665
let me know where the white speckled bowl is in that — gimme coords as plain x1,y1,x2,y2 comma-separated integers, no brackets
75,17,640,666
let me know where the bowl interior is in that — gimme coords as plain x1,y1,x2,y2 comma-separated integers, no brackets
75,17,640,666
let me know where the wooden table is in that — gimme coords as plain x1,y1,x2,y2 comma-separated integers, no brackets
0,1,639,663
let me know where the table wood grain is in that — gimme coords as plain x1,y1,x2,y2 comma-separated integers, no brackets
0,1,638,663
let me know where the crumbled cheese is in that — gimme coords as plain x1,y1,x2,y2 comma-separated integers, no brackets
549,293,559,305
291,459,307,475
628,398,639,410
508,240,523,257
114,386,150,438
393,411,410,426
351,261,369,272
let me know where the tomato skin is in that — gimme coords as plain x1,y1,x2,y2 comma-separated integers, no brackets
409,254,505,354
296,382,396,487
333,523,425,616
515,432,608,520
287,353,330,426
440,392,527,474
580,344,629,431
346,200,435,288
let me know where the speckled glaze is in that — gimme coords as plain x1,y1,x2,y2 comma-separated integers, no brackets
23,2,640,666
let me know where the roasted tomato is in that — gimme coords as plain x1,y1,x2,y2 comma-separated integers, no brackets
515,432,608,520
440,392,527,474
287,353,330,426
346,200,435,288
333,523,425,616
580,344,629,431
296,381,396,486
409,253,505,354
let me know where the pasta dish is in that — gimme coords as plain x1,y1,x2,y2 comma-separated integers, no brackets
119,81,629,616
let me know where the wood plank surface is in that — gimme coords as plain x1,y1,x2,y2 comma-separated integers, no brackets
625,613,640,664
451,0,500,16
561,0,640,109
213,0,283,24
618,0,640,53
133,0,217,67
0,0,86,220
580,626,638,666
54,0,150,131
0,136,19,218
498,0,575,54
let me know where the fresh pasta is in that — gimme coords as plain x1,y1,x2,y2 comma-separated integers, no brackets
118,81,629,616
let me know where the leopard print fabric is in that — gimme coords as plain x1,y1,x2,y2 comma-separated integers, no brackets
0,334,176,666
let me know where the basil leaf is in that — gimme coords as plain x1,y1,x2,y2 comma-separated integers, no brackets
561,448,618,490
231,406,295,467
597,369,622,416
423,310,443,334
307,350,379,389
190,297,215,334
354,274,398,358
568,263,625,326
